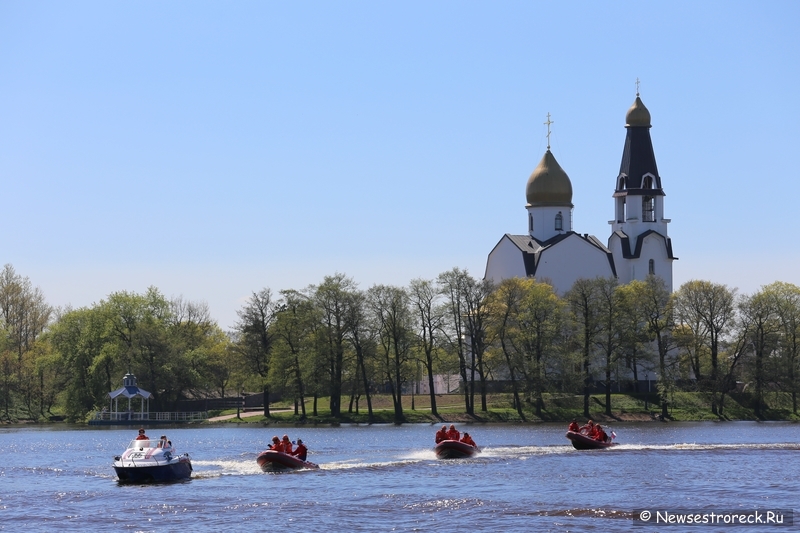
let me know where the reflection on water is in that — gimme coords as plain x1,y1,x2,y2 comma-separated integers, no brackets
0,422,798,531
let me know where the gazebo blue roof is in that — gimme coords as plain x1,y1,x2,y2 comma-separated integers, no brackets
108,373,153,400
108,385,153,400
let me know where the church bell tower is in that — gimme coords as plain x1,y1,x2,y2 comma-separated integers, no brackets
608,89,676,290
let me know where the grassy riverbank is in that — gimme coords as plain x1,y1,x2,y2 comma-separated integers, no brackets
207,391,800,425
3,391,798,425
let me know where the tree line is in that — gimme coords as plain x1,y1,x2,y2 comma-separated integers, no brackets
1,262,799,423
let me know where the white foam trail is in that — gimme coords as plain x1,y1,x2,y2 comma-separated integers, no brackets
614,442,800,451
192,459,263,476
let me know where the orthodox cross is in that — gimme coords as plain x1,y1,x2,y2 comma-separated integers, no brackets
636,77,641,97
544,112,553,150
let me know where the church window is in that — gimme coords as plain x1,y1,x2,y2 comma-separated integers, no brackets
643,175,654,189
649,259,655,275
555,212,563,231
618,177,625,190
529,214,533,232
642,196,655,222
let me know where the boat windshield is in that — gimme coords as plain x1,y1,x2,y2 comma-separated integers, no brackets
127,439,162,449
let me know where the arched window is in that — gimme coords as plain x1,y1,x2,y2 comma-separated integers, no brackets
529,214,533,232
643,175,654,189
555,212,563,231
642,196,655,222
618,177,626,190
649,259,655,275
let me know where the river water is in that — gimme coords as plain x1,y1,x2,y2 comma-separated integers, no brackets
1,422,798,532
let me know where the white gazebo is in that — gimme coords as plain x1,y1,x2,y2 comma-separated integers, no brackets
107,373,153,421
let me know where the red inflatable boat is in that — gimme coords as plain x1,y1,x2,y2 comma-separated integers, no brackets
434,439,480,459
256,450,320,472
565,430,618,450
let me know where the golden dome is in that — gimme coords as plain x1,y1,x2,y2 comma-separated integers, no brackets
525,150,573,206
625,96,651,128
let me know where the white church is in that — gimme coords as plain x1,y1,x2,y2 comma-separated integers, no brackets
485,94,676,293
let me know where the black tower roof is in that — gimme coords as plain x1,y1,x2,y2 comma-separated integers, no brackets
616,96,664,196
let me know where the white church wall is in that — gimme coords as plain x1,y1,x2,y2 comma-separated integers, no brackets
533,235,615,294
485,237,528,284
608,231,673,292
606,237,629,284
637,233,674,291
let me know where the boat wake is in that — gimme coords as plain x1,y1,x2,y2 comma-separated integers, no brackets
485,445,575,456
614,442,800,452
181,441,800,478
191,459,263,477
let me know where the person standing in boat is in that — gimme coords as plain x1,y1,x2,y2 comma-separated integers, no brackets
135,428,149,441
292,439,308,461
460,432,477,448
568,419,580,432
446,424,460,441
281,435,293,455
435,425,448,443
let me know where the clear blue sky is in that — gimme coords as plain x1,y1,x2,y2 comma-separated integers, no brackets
2,1,799,329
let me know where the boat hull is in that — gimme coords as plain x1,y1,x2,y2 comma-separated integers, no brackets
114,458,192,482
566,430,617,450
434,439,479,459
256,450,319,472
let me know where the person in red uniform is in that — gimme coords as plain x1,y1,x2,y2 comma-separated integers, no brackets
281,435,293,455
135,428,148,441
446,424,460,441
460,432,477,448
568,419,580,433
269,436,283,452
594,424,608,442
292,439,308,461
580,420,595,435
435,425,448,443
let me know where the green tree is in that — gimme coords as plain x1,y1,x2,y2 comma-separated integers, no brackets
767,282,800,414
343,288,377,421
368,284,413,423
630,276,675,419
234,288,278,417
48,307,109,420
738,287,781,418
408,278,445,417
461,275,495,413
489,278,562,417
0,264,53,419
312,273,357,418
593,277,625,416
486,278,527,419
615,283,654,392
51,288,225,419
165,298,231,403
673,280,737,416
438,268,474,414
271,289,319,418
565,278,604,418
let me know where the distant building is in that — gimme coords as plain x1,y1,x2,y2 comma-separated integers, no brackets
485,94,675,292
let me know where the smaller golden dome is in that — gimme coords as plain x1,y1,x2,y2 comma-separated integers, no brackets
526,150,573,207
625,96,651,128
